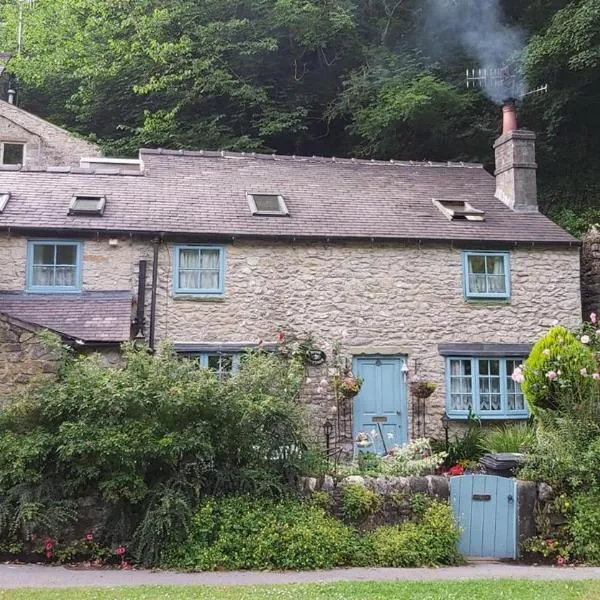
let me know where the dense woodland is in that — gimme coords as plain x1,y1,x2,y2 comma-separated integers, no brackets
1,0,599,234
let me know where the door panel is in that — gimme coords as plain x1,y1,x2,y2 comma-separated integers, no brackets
353,356,408,454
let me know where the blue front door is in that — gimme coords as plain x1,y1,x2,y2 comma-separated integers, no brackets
353,356,408,454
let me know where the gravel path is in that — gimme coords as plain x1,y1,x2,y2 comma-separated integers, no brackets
2,562,600,588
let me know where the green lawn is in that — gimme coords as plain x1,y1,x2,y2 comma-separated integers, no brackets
1,581,600,600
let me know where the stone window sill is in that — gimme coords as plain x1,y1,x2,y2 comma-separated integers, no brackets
172,295,226,303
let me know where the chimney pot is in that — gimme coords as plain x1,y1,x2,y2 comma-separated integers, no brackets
7,88,16,105
502,101,518,135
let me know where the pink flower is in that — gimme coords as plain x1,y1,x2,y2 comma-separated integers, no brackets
115,545,126,556
581,335,590,344
511,367,525,384
591,313,597,324
594,373,600,380
85,533,94,541
581,368,588,376
557,556,565,566
46,550,53,559
546,371,558,381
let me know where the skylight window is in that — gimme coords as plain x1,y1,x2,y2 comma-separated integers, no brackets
0,192,10,213
433,199,485,221
247,193,289,216
69,195,106,216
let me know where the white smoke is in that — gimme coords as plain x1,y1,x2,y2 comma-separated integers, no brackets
424,0,526,103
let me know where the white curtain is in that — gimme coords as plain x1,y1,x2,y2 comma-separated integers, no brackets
468,256,487,294
487,256,506,294
32,244,76,287
179,249,220,290
450,359,472,411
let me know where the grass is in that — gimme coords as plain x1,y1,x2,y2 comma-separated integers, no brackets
2,581,600,600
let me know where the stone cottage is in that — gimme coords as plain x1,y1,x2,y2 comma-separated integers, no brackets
0,105,581,451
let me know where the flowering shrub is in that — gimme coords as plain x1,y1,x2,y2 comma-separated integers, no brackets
521,325,597,413
379,438,446,477
340,438,446,477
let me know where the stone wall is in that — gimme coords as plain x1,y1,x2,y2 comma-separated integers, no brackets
0,234,582,442
0,314,58,400
0,101,100,169
581,227,600,319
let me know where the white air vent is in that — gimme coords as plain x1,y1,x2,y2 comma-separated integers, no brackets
0,192,10,212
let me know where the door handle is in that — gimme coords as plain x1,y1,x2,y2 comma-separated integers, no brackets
396,410,401,416
508,495,514,503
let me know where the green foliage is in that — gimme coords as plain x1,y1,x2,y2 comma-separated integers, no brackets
444,418,485,467
409,492,433,519
481,423,536,454
522,326,597,413
339,484,381,522
363,502,461,567
570,492,600,564
165,496,359,570
0,337,308,564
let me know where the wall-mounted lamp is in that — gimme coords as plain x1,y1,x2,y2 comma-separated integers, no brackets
401,362,410,382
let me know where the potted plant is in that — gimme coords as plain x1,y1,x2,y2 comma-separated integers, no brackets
409,380,437,400
333,372,363,399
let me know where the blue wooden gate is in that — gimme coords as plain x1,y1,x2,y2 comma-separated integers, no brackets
450,474,517,559
352,356,408,454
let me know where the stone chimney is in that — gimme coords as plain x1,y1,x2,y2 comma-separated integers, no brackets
493,102,538,213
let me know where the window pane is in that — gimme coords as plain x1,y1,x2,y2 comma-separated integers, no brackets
207,353,234,380
253,195,281,212
478,359,501,412
56,244,77,265
486,255,505,275
449,359,473,411
3,143,24,165
506,359,526,411
32,265,54,286
177,248,222,292
468,255,486,274
55,266,76,286
33,244,55,265
201,249,220,269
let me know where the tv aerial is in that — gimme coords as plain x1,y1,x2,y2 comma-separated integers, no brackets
465,65,548,102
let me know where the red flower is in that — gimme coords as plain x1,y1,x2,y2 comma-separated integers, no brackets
45,550,53,559
115,545,126,556
45,541,54,551
257,339,264,347
448,464,465,476
278,331,285,343
546,538,555,546
85,533,94,541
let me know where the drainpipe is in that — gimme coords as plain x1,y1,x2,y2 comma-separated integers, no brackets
133,259,147,339
148,237,160,351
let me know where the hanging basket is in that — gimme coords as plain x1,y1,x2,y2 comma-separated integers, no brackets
334,374,363,399
410,380,437,400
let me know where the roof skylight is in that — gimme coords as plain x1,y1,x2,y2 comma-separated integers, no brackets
0,192,10,213
432,199,485,221
247,193,289,216
69,195,106,216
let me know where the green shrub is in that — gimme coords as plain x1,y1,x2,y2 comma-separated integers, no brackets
570,493,600,564
443,418,485,466
522,326,597,413
165,496,360,570
340,484,381,522
0,337,309,564
365,501,461,567
481,423,536,454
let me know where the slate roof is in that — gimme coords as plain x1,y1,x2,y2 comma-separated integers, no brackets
0,291,132,343
0,149,576,245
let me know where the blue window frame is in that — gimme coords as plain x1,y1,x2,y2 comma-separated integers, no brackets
462,251,510,299
27,240,82,293
173,245,225,296
445,356,528,419
187,352,242,379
